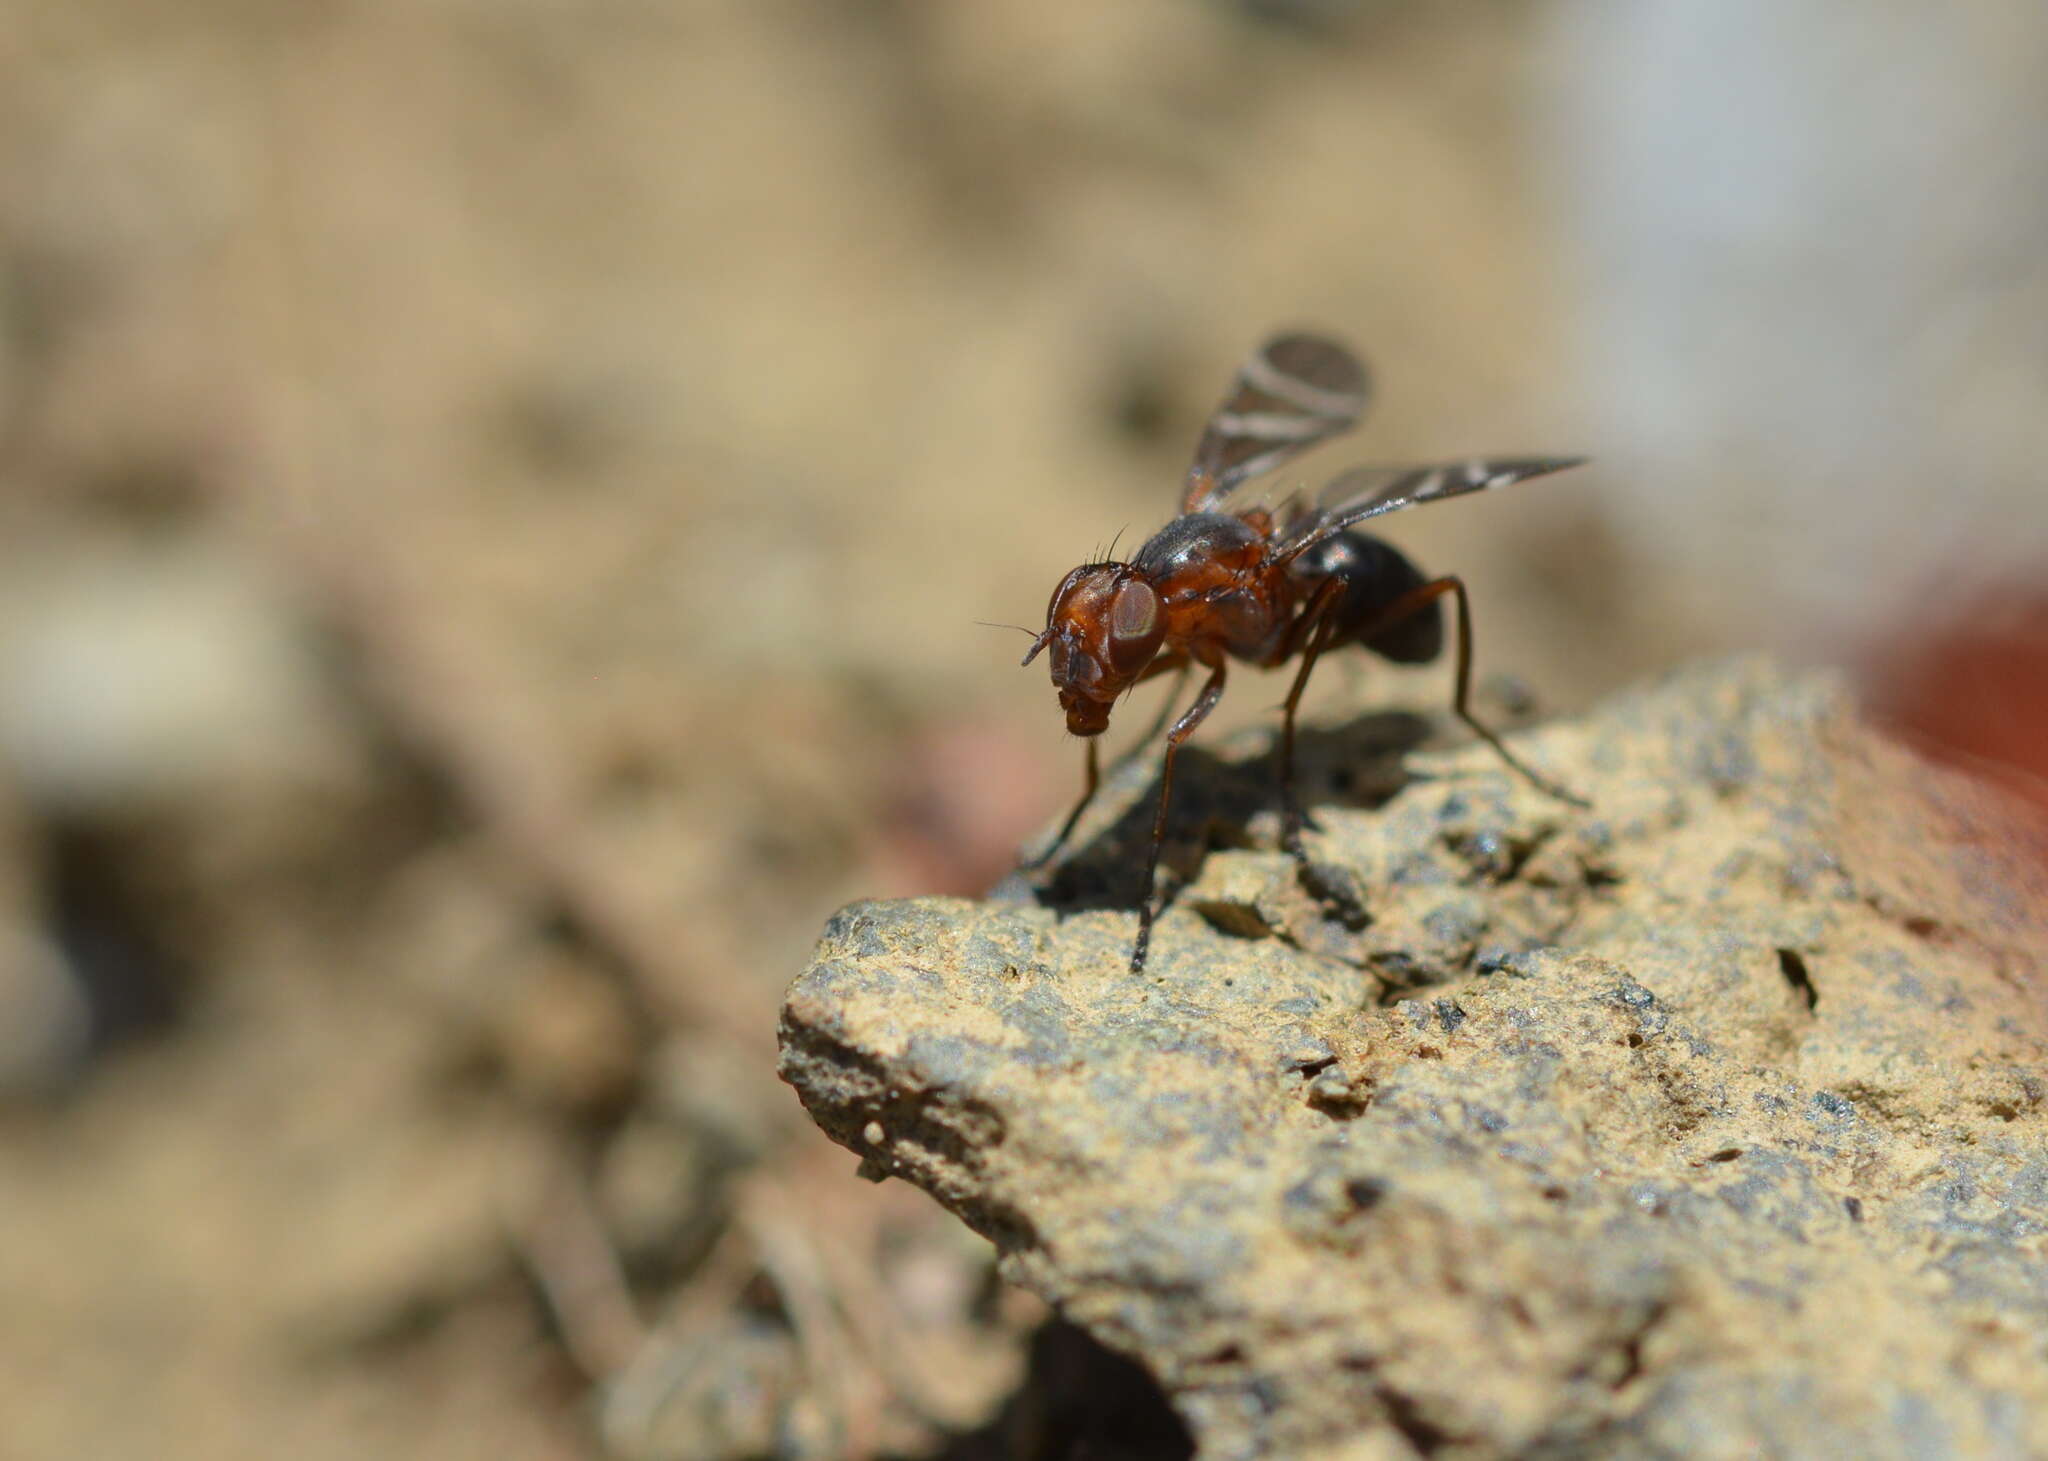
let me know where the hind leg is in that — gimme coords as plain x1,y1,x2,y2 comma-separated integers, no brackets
1350,575,1587,808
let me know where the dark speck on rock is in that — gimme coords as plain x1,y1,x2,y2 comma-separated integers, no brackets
1344,1177,1387,1210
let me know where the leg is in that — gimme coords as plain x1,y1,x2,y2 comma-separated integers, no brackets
1124,658,1191,758
1021,652,1188,873
1130,660,1228,973
1353,576,1588,808
1019,736,1099,871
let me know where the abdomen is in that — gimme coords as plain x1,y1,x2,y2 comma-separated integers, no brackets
1292,531,1444,665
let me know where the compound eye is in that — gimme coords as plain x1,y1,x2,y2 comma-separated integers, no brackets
1103,580,1163,677
1108,579,1160,646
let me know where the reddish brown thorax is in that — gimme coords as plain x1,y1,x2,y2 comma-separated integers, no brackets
1132,511,1292,664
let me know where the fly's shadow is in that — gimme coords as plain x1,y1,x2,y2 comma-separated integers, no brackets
1016,708,1432,919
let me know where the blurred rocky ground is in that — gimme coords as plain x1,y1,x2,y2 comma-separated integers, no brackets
0,1,2043,1457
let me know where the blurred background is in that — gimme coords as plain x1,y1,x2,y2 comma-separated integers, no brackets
1,1,2044,1457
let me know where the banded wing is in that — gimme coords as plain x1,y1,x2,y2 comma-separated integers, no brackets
1272,456,1586,566
1181,334,1370,514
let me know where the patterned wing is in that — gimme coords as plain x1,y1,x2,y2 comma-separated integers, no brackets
1181,334,1369,515
1272,456,1586,565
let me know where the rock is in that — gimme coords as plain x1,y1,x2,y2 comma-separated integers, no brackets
778,659,2048,1460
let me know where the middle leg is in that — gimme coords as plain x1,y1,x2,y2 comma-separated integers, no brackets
1272,576,1347,859
1129,658,1227,973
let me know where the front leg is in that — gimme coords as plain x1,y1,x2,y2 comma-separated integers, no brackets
1120,653,1191,761
1021,651,1189,873
1130,659,1227,974
1019,736,1099,872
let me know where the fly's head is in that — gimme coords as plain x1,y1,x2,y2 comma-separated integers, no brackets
1022,563,1165,736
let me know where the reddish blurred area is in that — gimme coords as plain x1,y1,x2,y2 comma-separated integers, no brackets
867,715,1062,899
1866,577,2048,831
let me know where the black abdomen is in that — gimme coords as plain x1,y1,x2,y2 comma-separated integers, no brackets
1293,530,1443,664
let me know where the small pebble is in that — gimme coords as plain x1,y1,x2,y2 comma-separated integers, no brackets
863,1120,886,1146
1308,1068,1353,1102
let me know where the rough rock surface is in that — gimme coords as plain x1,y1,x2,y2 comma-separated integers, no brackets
779,659,2048,1460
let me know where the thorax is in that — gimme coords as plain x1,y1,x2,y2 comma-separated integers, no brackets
1132,512,1294,658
